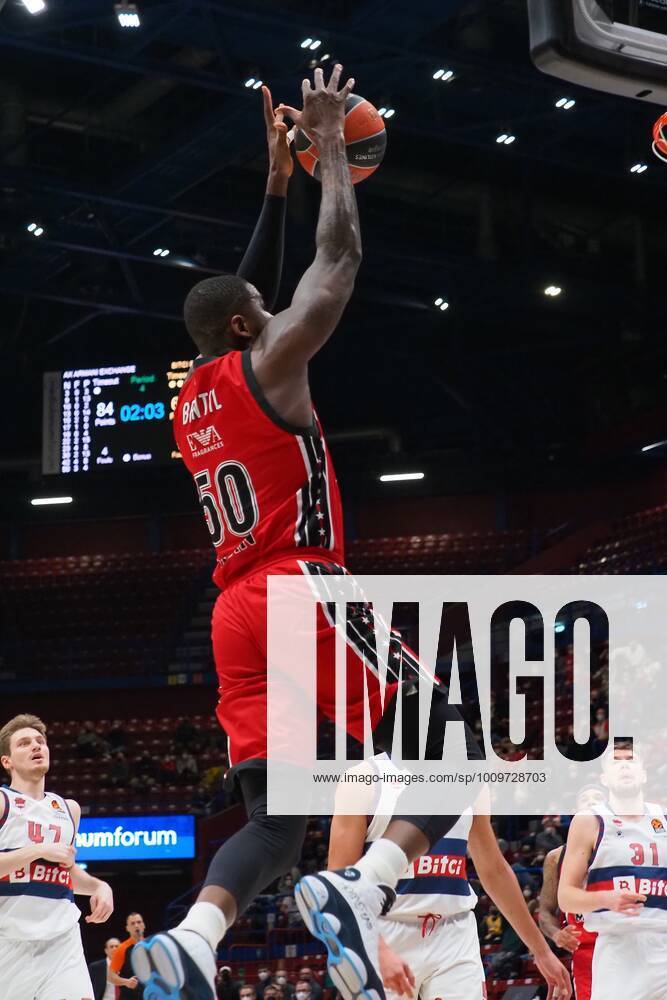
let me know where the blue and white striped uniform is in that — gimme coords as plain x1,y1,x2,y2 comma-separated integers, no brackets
583,803,667,1000
0,785,79,940
362,754,485,1000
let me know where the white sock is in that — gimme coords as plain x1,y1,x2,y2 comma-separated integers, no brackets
354,838,408,888
177,901,228,952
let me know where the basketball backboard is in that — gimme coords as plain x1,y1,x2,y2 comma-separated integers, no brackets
529,0,667,104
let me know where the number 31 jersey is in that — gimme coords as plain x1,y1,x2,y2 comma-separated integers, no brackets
584,803,667,933
174,350,344,590
0,785,79,940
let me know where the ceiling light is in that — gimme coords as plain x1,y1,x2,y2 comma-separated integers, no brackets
630,162,648,174
300,37,313,48
21,0,46,12
252,79,263,90
30,496,73,506
564,99,576,109
504,134,516,144
544,285,562,297
434,297,443,306
34,226,44,237
379,473,425,483
556,97,576,109
115,2,140,27
433,68,454,82
244,77,255,88
497,133,508,143
378,107,387,116
27,222,44,237
160,248,170,257
383,108,395,119
433,69,444,79
641,440,667,452
319,53,331,61
439,301,449,310
309,39,322,50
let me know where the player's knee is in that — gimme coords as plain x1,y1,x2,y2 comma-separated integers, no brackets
249,812,307,871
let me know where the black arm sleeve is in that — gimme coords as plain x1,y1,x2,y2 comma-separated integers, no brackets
236,194,287,312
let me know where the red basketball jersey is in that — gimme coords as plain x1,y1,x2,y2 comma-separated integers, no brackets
174,350,345,589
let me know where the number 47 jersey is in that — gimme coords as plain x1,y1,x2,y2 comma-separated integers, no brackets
174,351,345,590
0,785,79,940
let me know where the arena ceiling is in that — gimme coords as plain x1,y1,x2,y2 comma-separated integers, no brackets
1,0,666,511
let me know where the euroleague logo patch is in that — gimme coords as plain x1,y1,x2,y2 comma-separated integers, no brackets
652,817,667,835
187,425,223,457
51,799,65,813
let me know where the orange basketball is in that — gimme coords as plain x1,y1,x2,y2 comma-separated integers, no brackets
295,94,387,184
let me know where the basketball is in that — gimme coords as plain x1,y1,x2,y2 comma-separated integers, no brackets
295,94,387,184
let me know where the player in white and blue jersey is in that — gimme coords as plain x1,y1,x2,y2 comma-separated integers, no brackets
559,741,667,1000
329,753,571,1000
0,713,114,1000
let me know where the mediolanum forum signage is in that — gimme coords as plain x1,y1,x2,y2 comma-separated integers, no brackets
75,815,195,861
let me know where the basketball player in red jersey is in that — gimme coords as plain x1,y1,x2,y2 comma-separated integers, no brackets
132,65,570,1000
539,788,605,1000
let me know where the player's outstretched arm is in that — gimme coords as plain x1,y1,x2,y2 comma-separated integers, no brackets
236,86,291,312
538,847,581,951
468,814,572,999
559,813,646,916
251,65,360,391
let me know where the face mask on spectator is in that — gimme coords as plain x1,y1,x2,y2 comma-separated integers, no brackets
296,992,309,999
259,972,270,981
276,977,286,985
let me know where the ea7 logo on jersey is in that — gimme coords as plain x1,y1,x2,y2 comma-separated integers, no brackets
187,425,223,457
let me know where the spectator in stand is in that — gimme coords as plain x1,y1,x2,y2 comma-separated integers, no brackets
298,967,322,1000
107,719,129,753
76,721,108,759
176,751,199,785
294,980,312,1000
277,871,295,895
262,986,278,1000
109,751,130,788
159,754,177,784
240,987,257,1000
483,904,503,944
536,820,564,854
255,965,273,999
201,763,224,791
511,845,540,892
274,966,294,999
216,965,240,1000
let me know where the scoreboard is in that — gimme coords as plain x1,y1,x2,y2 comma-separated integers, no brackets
42,359,193,474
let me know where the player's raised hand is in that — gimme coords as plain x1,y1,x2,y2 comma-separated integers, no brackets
534,948,572,999
85,880,114,923
262,85,293,180
277,64,355,139
41,843,76,868
553,925,582,952
603,889,646,915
